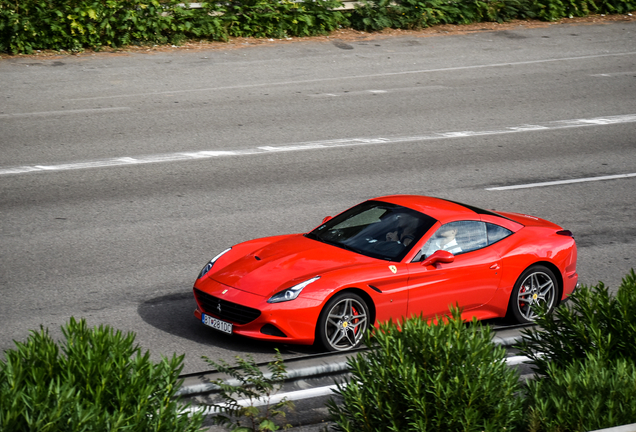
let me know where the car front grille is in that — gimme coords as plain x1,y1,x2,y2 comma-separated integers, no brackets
194,288,261,325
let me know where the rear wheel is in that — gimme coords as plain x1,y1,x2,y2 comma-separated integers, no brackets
317,292,369,352
509,265,558,323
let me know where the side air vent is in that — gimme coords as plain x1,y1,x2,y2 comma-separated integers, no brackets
260,324,287,337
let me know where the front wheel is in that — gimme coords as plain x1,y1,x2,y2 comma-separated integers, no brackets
508,265,558,323
316,292,370,352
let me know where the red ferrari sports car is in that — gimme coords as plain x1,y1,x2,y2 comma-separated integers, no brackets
193,195,578,351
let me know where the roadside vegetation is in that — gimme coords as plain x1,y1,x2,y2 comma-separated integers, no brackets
202,350,294,432
330,269,636,432
518,269,636,432
1,0,634,54
0,317,203,432
328,308,525,431
1,270,635,431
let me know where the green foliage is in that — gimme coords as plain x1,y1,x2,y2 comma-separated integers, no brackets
530,0,596,20
202,349,294,432
518,269,636,377
519,270,636,431
220,0,347,39
1,0,634,54
530,0,636,20
0,317,203,432
347,0,534,31
328,307,525,432
526,354,636,432
0,0,346,53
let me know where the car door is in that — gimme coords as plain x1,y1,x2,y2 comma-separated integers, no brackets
405,221,502,319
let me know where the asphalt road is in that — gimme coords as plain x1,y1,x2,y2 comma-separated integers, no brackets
1,20,635,373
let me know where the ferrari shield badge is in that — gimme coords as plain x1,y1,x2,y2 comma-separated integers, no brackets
389,265,397,274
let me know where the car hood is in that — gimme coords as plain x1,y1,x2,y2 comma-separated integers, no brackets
210,235,372,297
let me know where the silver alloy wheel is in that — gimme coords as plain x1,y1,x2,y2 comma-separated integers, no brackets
516,270,556,321
323,297,368,351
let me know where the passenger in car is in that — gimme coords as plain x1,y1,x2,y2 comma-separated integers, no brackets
425,225,463,256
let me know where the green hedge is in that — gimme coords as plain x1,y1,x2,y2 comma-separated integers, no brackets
0,0,347,53
519,269,636,431
518,269,636,376
0,317,203,432
1,0,634,54
329,270,636,432
526,355,636,432
327,308,525,432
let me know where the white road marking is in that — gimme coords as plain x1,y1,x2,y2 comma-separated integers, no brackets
1,113,635,177
486,173,636,191
310,86,446,98
0,107,131,118
591,71,636,77
66,51,636,101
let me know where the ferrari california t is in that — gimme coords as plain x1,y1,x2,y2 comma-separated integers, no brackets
193,195,578,351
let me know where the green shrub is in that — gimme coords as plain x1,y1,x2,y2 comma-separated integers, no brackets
327,308,524,432
1,0,635,54
219,0,347,39
530,0,597,21
0,0,181,53
525,354,636,432
518,269,636,377
0,0,346,53
0,317,203,432
531,0,635,20
347,0,533,31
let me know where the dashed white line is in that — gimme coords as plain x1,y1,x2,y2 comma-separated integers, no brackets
486,173,636,191
66,52,636,101
1,113,635,177
0,107,131,118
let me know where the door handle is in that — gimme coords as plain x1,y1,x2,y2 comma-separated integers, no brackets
489,263,500,270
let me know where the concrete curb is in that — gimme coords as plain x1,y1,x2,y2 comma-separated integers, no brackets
177,334,525,397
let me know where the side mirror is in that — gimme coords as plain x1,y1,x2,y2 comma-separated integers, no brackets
322,216,333,223
421,250,455,267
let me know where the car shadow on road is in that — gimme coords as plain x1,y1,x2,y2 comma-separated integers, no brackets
137,291,320,356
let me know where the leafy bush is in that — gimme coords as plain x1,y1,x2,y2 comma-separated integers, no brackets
327,308,525,432
1,0,634,54
531,0,636,20
518,269,636,377
202,349,294,432
0,0,180,53
219,0,347,39
347,0,534,31
525,354,636,432
516,269,636,431
0,317,203,432
0,0,346,53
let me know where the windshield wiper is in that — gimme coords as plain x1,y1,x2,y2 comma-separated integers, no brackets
306,234,366,255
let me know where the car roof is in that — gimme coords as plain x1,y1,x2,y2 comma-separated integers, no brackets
372,194,500,222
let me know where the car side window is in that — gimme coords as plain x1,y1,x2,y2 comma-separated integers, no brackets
419,221,488,259
486,223,513,245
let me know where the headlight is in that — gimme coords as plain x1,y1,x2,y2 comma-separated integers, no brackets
267,276,321,304
198,248,232,279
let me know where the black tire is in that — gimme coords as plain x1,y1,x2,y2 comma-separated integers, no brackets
508,265,558,323
316,292,370,352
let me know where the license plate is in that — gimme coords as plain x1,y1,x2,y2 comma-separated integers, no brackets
202,314,233,334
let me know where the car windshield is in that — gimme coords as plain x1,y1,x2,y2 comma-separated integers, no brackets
305,200,437,262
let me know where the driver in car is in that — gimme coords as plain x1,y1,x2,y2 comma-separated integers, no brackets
385,214,419,247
